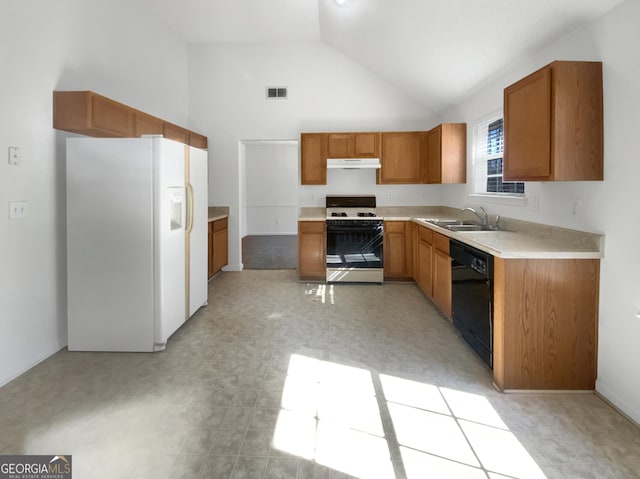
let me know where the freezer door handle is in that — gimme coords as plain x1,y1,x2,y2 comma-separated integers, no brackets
185,182,194,233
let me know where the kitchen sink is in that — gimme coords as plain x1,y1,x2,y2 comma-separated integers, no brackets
420,219,478,226
418,218,499,232
445,224,497,232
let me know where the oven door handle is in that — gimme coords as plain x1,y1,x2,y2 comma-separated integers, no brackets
326,225,382,233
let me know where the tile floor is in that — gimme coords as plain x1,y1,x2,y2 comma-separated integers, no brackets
0,270,639,478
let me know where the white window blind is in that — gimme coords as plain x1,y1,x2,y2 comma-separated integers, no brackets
473,115,524,195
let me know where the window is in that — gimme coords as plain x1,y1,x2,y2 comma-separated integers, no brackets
473,116,524,196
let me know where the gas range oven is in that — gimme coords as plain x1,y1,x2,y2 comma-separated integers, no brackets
325,195,384,283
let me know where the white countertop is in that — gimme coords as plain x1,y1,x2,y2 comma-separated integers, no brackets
299,206,604,259
208,206,229,222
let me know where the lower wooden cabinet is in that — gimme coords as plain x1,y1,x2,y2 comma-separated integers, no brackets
298,221,326,280
416,226,433,296
414,224,452,319
383,221,413,280
208,218,228,278
493,257,599,390
432,233,452,318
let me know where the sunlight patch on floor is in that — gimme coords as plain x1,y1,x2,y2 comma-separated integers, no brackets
305,284,335,304
272,354,548,479
272,354,392,478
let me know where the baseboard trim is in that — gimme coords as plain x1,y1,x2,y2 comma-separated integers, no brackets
595,390,640,430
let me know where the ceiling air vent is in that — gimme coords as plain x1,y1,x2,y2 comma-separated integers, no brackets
266,87,288,99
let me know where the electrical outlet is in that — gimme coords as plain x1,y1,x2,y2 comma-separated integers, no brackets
571,197,582,215
532,196,540,212
9,201,28,220
8,146,20,165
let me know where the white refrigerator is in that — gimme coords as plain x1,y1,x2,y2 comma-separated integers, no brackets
66,137,208,352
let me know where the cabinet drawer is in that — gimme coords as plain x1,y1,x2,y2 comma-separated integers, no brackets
433,232,449,255
418,225,433,245
299,221,325,234
212,218,227,232
384,221,406,233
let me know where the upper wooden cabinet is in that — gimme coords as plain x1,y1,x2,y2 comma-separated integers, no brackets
188,132,209,150
327,133,380,158
378,132,422,184
422,123,466,184
163,122,190,145
301,127,465,185
54,91,134,137
300,133,327,185
53,91,208,149
134,112,163,137
503,61,603,181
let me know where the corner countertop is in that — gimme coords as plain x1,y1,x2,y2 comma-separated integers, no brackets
298,206,604,260
208,206,229,222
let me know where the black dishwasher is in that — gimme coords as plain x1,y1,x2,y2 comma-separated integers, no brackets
450,239,494,368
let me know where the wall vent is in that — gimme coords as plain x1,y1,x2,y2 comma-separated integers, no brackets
266,87,288,99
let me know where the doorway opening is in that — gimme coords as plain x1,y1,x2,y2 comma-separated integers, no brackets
240,140,299,269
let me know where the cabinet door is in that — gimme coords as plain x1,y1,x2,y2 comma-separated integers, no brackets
298,221,326,280
416,226,433,296
301,134,327,185
427,127,442,184
379,132,422,184
134,112,164,137
208,222,214,278
384,221,412,279
327,134,352,157
440,123,467,184
164,122,190,144
354,133,380,158
433,248,452,318
504,66,552,180
188,132,208,149
90,93,134,137
551,61,603,181
212,219,228,274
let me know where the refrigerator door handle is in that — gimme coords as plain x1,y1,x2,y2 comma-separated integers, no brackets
185,182,194,233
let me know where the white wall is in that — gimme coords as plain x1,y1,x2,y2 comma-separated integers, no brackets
442,0,640,423
188,41,439,270
0,0,189,386
245,142,299,235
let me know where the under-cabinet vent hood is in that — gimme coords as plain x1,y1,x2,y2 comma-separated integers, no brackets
327,158,381,169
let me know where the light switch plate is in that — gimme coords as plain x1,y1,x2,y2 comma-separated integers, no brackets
9,201,28,220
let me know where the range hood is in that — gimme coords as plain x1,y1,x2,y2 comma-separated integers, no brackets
327,158,381,169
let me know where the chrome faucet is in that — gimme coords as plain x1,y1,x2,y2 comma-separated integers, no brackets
462,206,488,226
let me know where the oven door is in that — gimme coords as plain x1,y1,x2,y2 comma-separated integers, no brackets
326,220,384,283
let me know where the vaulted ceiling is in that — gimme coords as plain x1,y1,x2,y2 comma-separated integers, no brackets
133,0,624,112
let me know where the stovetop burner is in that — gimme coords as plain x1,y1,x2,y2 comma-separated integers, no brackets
325,195,380,220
